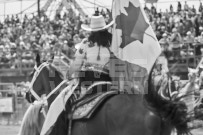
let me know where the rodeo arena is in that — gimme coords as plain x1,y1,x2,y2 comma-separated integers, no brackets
1,0,203,135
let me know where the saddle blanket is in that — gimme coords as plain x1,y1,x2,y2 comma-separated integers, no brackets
40,81,116,135
72,90,117,119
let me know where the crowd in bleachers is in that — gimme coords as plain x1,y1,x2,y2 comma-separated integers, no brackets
144,1,203,61
0,8,112,70
1,1,203,70
0,10,84,69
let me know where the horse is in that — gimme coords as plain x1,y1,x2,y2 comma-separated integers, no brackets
177,68,200,115
18,53,65,135
44,65,190,135
151,58,177,101
153,72,178,101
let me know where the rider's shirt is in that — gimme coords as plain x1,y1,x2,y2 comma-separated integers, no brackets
68,39,111,78
76,39,110,66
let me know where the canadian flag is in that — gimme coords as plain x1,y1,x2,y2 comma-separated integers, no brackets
109,0,161,92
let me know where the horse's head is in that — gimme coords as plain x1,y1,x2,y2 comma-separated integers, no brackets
188,68,198,83
26,53,64,106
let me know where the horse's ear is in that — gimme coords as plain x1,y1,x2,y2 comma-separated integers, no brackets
36,53,41,66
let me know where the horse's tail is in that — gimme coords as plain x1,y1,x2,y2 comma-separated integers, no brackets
145,70,190,135
18,102,43,135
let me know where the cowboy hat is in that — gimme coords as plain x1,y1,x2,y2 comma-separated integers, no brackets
187,31,191,35
81,15,114,32
172,28,177,33
162,33,167,37
75,43,81,50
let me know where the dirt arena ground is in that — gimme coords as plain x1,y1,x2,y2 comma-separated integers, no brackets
0,125,202,135
0,125,20,135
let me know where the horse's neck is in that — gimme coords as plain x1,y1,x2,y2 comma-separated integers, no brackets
42,77,60,107
44,67,63,95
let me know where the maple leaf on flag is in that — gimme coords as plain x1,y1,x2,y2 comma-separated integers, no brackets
115,2,149,49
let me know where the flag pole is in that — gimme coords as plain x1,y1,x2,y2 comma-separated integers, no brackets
110,0,114,19
108,0,114,34
94,0,96,12
111,0,114,11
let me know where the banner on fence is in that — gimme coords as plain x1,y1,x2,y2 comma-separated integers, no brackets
0,98,13,113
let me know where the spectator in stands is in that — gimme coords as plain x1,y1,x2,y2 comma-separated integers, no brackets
151,4,157,15
198,65,203,89
67,40,76,59
184,17,193,36
73,34,81,45
159,33,169,51
170,28,182,46
177,1,182,12
170,4,174,13
194,13,202,36
184,1,189,11
184,31,195,44
200,26,203,34
170,28,182,59
192,5,197,14
199,2,203,13
144,4,149,12
198,32,203,43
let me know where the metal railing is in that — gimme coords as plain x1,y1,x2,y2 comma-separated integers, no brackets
0,49,72,75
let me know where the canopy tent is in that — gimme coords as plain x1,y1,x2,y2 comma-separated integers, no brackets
144,0,158,3
0,0,48,21
0,0,202,21
74,0,202,16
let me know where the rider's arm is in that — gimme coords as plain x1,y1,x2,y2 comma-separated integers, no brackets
68,40,87,79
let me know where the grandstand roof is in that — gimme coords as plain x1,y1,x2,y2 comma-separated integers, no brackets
0,0,202,21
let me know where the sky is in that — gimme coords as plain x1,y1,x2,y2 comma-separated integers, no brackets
0,0,202,21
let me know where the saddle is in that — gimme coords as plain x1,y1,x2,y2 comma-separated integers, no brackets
69,82,117,120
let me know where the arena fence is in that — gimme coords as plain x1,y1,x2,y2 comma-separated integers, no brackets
0,83,29,125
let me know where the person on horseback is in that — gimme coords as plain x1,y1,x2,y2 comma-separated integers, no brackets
68,14,114,96
42,15,115,135
198,65,203,89
41,11,190,135
152,54,169,77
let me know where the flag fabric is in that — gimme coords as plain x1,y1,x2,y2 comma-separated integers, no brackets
110,0,161,93
144,0,158,3
40,81,78,135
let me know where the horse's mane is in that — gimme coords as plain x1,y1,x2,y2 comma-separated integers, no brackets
18,102,43,135
145,68,191,135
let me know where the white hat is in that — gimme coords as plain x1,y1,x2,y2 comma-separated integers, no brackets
75,43,81,50
187,31,191,35
81,15,114,32
162,33,167,37
172,28,177,32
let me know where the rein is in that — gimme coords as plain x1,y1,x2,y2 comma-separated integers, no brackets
29,62,50,101
28,62,67,117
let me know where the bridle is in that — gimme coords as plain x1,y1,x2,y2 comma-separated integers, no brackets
28,62,50,101
28,62,68,117
28,61,68,102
